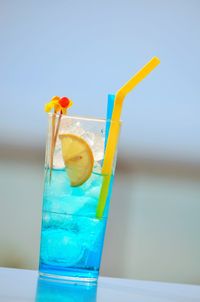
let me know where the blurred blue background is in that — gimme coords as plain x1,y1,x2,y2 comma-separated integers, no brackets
0,0,200,284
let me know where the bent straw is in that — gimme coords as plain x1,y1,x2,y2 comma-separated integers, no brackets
96,57,160,218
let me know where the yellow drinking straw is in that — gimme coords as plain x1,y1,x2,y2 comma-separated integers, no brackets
96,57,160,218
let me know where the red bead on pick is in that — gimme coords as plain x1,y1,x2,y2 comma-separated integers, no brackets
59,97,70,108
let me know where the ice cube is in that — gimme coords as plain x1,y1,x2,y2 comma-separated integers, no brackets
40,229,83,266
60,120,85,136
42,212,80,233
81,171,102,191
53,139,65,169
44,170,71,200
76,196,97,217
83,131,104,161
91,134,104,161
76,216,106,251
44,194,93,216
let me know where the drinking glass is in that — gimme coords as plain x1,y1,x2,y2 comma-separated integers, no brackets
39,114,120,283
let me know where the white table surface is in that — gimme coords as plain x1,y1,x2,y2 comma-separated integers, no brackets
0,268,200,302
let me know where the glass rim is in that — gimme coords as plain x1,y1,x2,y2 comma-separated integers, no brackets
48,112,122,124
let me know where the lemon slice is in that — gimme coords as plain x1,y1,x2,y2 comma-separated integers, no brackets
59,134,94,186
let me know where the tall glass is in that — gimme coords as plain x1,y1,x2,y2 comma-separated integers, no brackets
39,113,120,283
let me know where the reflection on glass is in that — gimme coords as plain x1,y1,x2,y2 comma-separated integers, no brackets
35,277,97,302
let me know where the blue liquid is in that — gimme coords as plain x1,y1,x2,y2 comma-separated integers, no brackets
39,169,112,282
35,277,97,302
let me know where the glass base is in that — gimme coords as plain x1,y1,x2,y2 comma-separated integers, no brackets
39,264,98,285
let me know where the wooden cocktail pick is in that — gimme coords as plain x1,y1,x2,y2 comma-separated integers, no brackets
44,96,73,181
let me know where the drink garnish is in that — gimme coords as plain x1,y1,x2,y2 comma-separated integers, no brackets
59,134,94,186
44,96,73,180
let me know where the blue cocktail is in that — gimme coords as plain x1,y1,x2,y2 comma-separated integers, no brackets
39,58,160,283
39,115,119,283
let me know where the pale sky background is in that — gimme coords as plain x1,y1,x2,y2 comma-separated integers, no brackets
0,0,200,162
